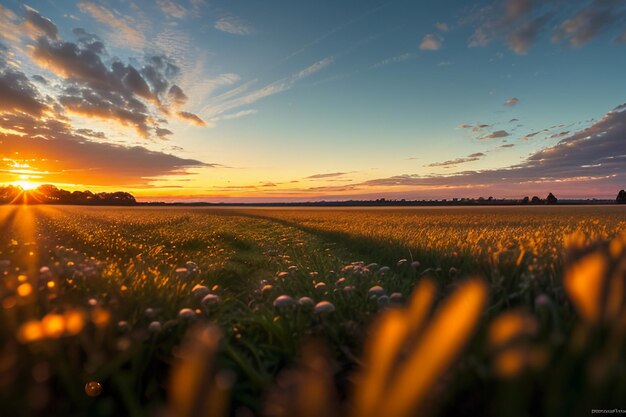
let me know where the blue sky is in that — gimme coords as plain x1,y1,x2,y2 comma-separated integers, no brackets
1,0,625,200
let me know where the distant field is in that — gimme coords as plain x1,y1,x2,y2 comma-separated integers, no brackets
1,205,625,416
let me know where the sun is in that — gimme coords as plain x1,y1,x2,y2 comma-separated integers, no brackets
14,180,38,191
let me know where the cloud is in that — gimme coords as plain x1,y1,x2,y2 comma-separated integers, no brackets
305,172,348,179
0,68,48,115
210,109,257,122
435,22,449,32
29,29,202,137
507,13,552,54
78,2,145,50
177,111,205,126
467,0,626,54
199,57,333,121
480,130,510,139
457,124,473,129
0,5,21,42
425,153,485,167
155,127,173,138
23,6,59,40
553,0,626,47
0,112,209,187
214,16,254,35
371,53,413,69
499,143,515,148
157,0,187,19
419,34,443,50
361,102,626,195
473,123,491,131
549,130,570,138
506,0,534,20
504,97,519,106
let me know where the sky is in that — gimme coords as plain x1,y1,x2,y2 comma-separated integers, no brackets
0,0,625,202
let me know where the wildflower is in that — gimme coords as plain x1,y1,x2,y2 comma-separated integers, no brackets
390,292,404,304
314,301,335,314
178,308,196,320
273,295,296,309
192,285,210,299
201,294,221,308
298,297,314,307
368,285,385,298
148,321,162,333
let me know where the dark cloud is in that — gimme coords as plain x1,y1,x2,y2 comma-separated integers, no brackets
466,0,626,54
23,6,59,40
177,111,206,126
499,143,515,148
72,28,105,54
549,130,570,138
507,13,552,54
0,68,48,115
75,128,105,138
425,153,484,167
29,25,202,137
31,74,47,84
553,0,626,47
168,84,187,107
480,130,510,139
506,0,534,20
156,127,173,138
362,102,626,192
305,172,348,179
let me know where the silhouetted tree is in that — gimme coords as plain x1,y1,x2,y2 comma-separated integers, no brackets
531,196,542,204
546,193,558,204
617,190,626,204
0,184,136,206
521,196,530,204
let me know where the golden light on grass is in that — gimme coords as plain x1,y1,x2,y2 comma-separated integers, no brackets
488,310,543,378
353,279,436,417
16,282,32,297
41,313,65,338
353,278,488,417
168,324,228,417
564,252,607,322
17,321,44,343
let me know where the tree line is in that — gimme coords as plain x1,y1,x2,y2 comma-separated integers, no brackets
0,185,136,205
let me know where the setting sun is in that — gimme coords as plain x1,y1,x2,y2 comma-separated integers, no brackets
13,181,37,191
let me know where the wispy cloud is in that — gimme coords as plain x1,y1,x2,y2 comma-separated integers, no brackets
199,57,333,122
305,172,348,179
436,22,449,32
78,2,145,50
504,97,519,106
214,16,254,35
157,0,187,19
425,153,485,168
371,53,414,69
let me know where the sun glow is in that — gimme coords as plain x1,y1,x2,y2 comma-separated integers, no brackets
14,180,38,191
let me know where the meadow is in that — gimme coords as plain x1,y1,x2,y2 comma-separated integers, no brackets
1,205,626,417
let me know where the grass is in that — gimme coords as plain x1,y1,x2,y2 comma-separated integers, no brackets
1,205,625,416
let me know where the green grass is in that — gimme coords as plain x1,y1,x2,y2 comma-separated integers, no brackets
0,205,625,416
